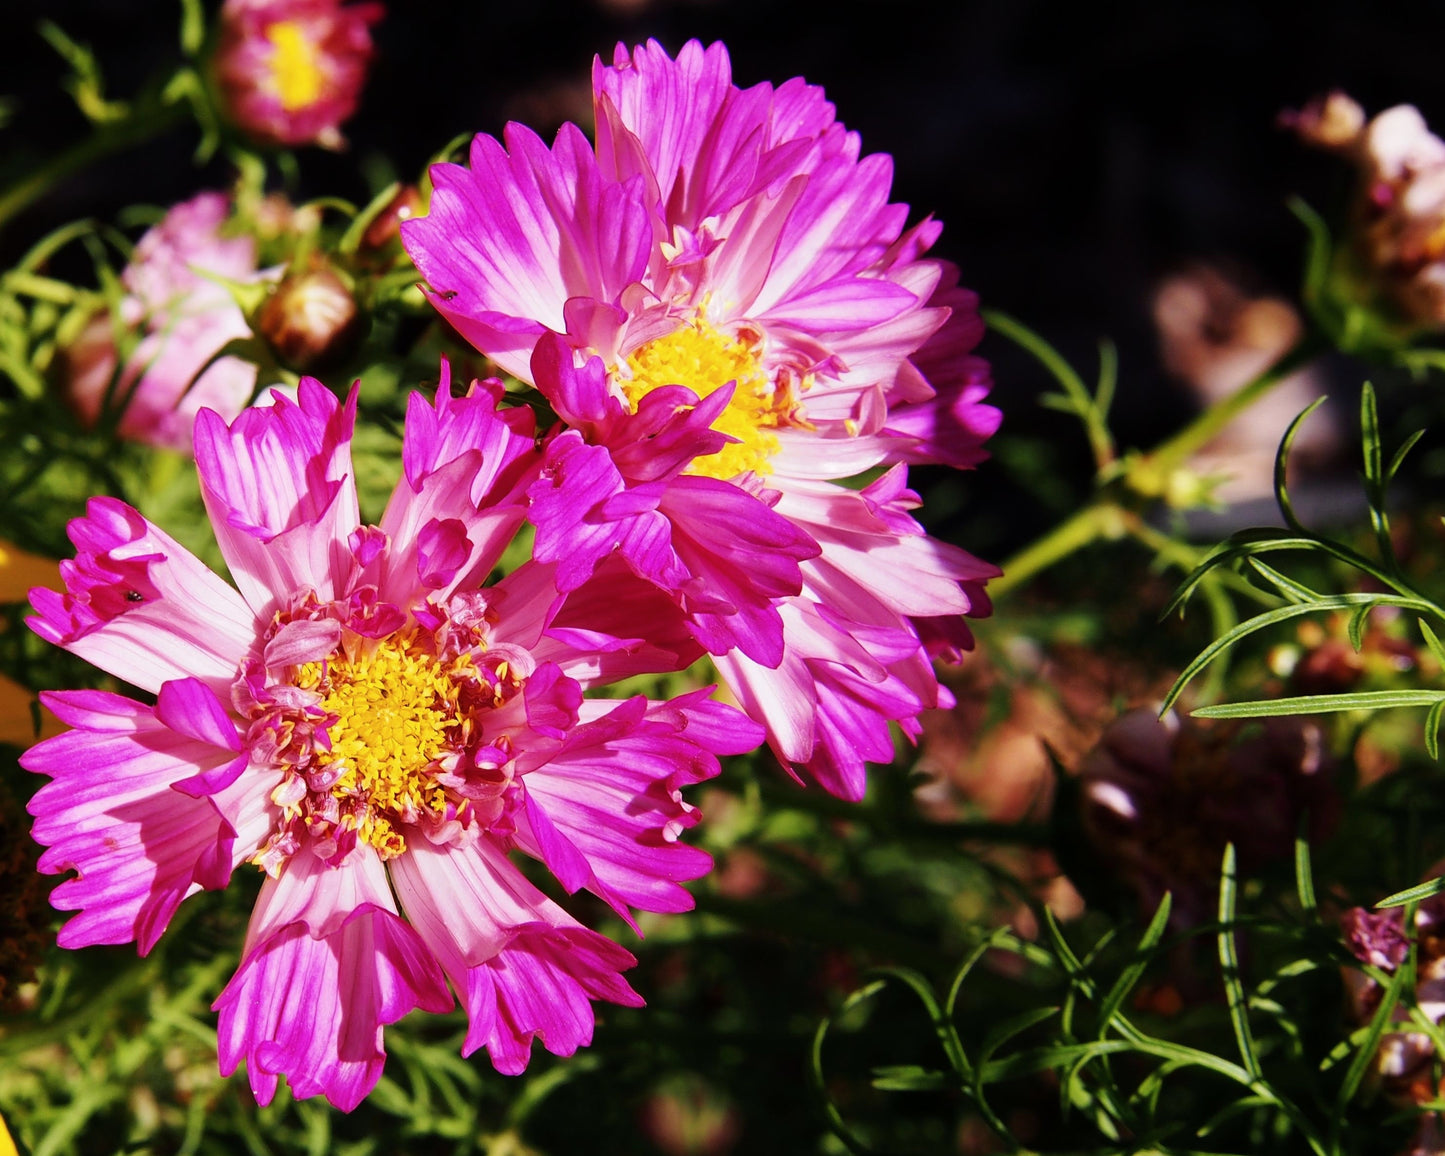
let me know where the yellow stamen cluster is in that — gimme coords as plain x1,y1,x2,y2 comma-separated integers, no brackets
266,21,325,112
622,316,797,480
295,633,470,858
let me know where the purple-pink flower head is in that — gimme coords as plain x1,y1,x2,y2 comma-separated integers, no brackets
406,38,999,482
21,368,759,1109
403,39,1000,801
63,191,261,451
212,0,381,150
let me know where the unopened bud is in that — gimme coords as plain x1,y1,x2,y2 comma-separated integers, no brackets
1283,91,1366,152
258,267,363,371
362,185,423,253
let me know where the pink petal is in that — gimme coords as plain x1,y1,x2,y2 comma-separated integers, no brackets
21,689,246,952
390,838,641,1075
193,378,360,619
214,906,450,1111
27,497,254,696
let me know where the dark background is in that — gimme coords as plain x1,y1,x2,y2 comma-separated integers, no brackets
2,0,1442,555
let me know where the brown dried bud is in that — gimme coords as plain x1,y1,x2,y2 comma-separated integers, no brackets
1079,708,1336,927
257,267,363,372
361,185,423,254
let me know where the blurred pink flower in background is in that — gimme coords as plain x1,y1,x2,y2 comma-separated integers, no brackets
1341,887,1445,1110
1151,264,1337,503
1288,92,1445,329
62,191,261,451
212,0,382,150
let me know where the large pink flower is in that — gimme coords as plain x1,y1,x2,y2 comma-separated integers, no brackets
403,39,1000,799
22,369,759,1109
64,191,262,451
212,0,381,150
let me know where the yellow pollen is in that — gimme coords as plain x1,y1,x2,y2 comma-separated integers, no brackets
622,316,797,480
296,633,468,857
266,21,325,112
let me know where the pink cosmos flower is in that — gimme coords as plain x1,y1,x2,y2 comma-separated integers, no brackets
212,0,381,150
64,191,261,451
21,369,759,1109
402,39,1000,800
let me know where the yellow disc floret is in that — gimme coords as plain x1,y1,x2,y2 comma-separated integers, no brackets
295,633,468,858
622,315,799,480
266,21,325,112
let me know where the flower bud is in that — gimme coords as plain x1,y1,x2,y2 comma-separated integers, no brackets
361,184,423,255
1281,90,1365,151
257,266,363,371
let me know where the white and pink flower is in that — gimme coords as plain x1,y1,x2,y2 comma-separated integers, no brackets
63,191,261,451
403,39,1000,800
22,369,759,1108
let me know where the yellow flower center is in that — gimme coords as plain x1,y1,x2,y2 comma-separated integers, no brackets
266,21,324,112
622,316,801,480
295,633,469,858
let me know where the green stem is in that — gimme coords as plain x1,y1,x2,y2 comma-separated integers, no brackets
991,502,1125,598
993,334,1324,597
0,98,186,234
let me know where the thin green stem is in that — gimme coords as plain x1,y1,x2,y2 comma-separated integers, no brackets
0,98,186,234
993,334,1324,597
991,503,1125,598
986,308,1116,470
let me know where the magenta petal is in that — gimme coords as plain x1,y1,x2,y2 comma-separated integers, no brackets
404,121,653,379
659,477,817,665
516,690,746,919
607,383,736,482
28,497,254,696
214,906,450,1112
535,556,704,687
531,336,621,427
381,371,542,603
154,677,241,752
390,839,641,1076
522,662,583,739
528,433,685,593
416,517,474,589
401,367,539,499
461,924,643,1074
22,690,244,952
193,378,360,619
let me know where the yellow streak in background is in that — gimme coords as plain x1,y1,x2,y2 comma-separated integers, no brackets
0,541,64,746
